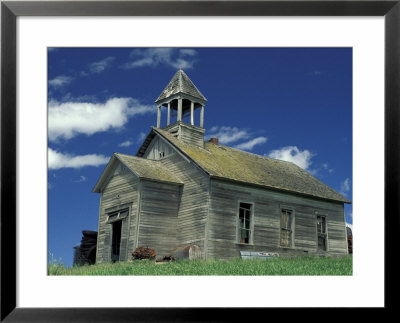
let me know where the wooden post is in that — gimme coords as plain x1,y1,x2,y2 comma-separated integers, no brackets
178,98,182,122
200,105,204,128
167,102,170,125
157,105,161,128
190,102,194,125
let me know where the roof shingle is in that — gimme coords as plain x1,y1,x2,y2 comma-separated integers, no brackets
155,69,207,103
115,153,183,185
153,128,351,204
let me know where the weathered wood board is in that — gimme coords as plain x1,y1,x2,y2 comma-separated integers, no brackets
206,179,348,259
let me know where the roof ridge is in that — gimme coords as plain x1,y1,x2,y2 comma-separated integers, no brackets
116,152,171,164
178,68,183,91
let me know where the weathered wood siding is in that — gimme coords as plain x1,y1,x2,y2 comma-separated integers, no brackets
207,179,348,259
162,122,205,147
178,124,205,147
96,163,139,263
143,136,176,160
158,151,210,256
137,180,181,257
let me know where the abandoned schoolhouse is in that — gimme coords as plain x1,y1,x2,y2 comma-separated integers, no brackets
93,69,351,263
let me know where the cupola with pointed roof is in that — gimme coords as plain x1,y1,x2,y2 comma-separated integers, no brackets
155,69,207,147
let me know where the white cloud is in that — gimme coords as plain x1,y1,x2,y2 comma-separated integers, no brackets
347,211,353,224
48,148,109,170
48,97,155,141
268,146,314,170
234,137,268,151
340,178,351,196
179,49,197,56
118,140,133,148
322,163,334,174
341,178,351,191
206,126,250,145
206,126,267,151
48,75,73,88
124,57,153,69
137,132,147,143
122,48,197,70
59,93,98,103
88,56,115,74
74,175,87,183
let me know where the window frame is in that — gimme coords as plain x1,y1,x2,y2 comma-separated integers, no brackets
236,201,254,245
106,207,130,224
316,212,329,252
279,206,295,248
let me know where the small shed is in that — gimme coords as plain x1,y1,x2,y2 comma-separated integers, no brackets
73,231,97,266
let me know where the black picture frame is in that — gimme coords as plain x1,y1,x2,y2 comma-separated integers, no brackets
1,1,398,321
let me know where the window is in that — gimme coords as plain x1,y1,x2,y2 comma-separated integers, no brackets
107,208,128,223
317,215,327,251
280,209,293,247
238,203,253,244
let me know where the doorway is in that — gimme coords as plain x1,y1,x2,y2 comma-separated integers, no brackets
111,221,122,262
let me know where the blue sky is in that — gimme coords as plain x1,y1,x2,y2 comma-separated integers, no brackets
48,48,352,267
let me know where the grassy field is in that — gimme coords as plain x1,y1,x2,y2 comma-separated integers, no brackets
48,255,352,276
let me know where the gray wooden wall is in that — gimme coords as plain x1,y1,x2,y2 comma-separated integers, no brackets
143,135,176,160
96,163,139,263
161,123,205,147
207,179,348,259
159,152,210,256
137,180,181,257
178,124,205,147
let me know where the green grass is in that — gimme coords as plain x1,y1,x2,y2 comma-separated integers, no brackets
48,255,352,276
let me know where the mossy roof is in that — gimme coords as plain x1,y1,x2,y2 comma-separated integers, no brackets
92,153,183,192
153,128,351,204
115,153,183,185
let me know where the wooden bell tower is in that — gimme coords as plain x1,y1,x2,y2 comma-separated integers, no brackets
154,69,207,147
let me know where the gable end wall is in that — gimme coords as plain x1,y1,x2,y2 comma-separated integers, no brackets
96,164,140,263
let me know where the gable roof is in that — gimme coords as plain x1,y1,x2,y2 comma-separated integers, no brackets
92,153,183,192
155,69,207,103
148,128,351,204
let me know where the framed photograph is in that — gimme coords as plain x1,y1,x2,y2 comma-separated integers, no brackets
1,0,398,321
